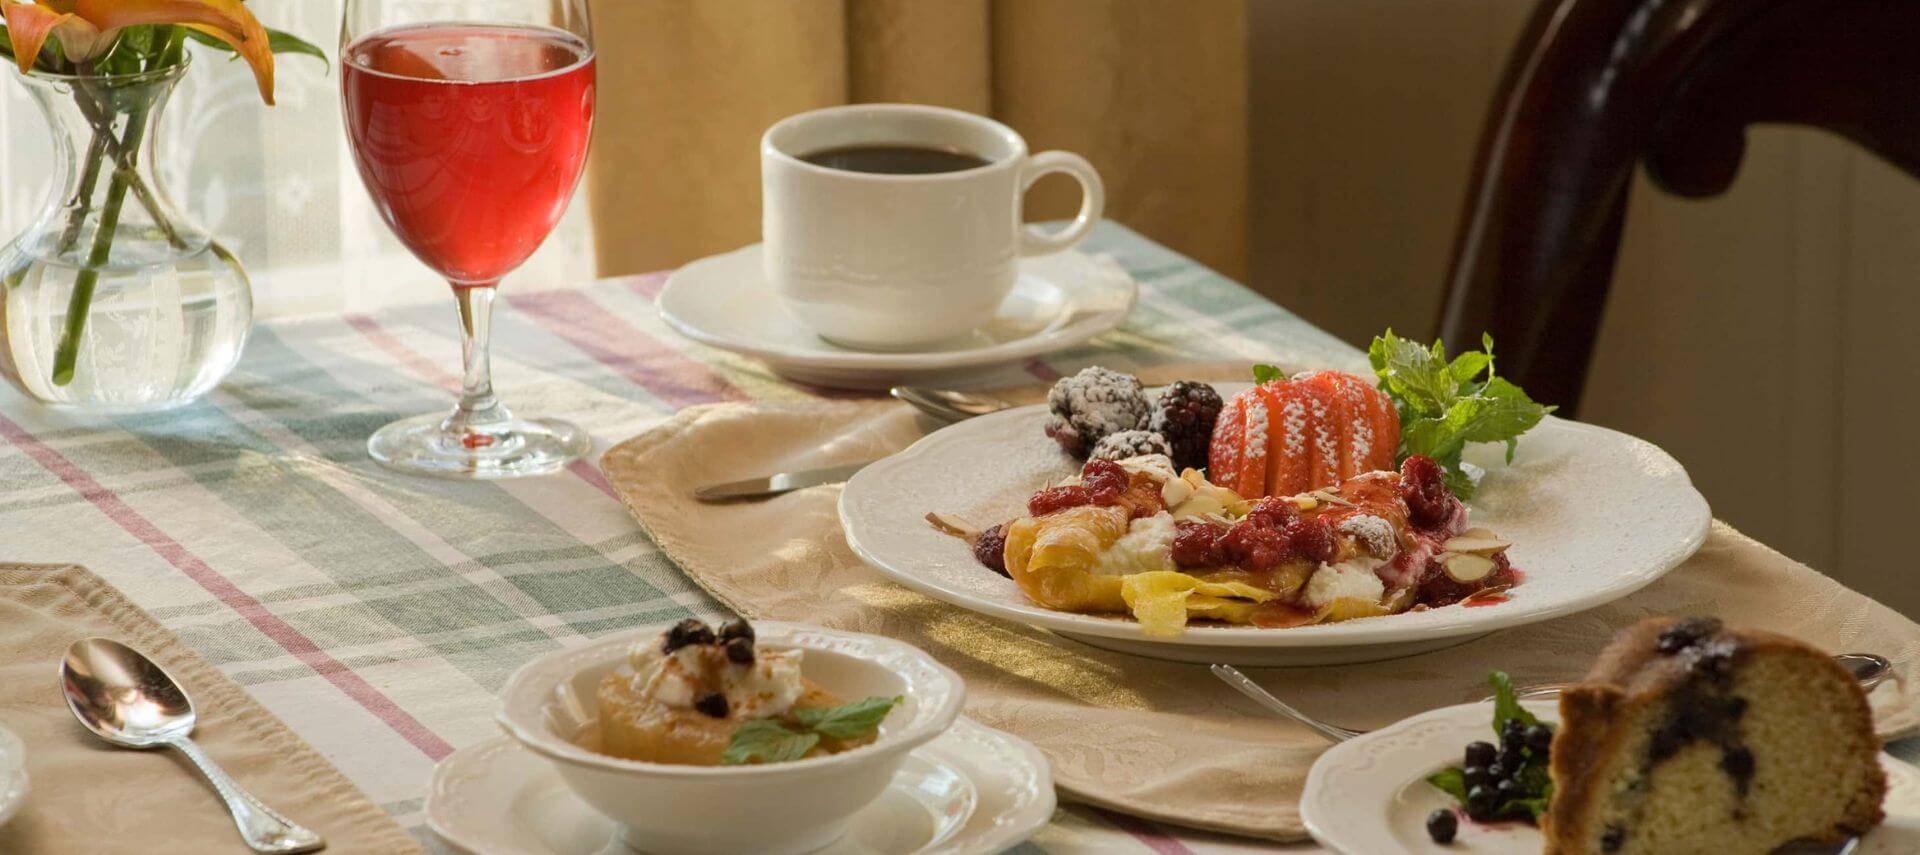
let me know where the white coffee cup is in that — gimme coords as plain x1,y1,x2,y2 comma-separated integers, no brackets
761,104,1105,350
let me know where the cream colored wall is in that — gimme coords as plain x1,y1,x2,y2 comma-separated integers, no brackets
1247,1,1920,616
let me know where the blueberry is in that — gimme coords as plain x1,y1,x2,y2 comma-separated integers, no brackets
663,618,715,653
717,620,754,643
1464,740,1497,768
724,636,755,665
1485,762,1507,782
1499,745,1525,769
693,692,729,718
1463,765,1490,788
1465,784,1497,817
1495,779,1517,798
1525,724,1554,754
1426,809,1458,844
1500,719,1527,748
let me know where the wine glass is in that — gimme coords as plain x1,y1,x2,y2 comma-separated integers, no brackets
340,0,595,478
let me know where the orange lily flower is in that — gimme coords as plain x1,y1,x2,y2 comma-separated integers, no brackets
3,0,275,104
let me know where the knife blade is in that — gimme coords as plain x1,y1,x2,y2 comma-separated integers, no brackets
694,460,877,502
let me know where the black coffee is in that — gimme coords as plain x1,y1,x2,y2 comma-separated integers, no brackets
800,144,991,175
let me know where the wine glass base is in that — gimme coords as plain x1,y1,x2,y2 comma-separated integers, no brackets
368,412,591,480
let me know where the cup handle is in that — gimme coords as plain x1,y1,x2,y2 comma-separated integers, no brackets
1019,151,1105,256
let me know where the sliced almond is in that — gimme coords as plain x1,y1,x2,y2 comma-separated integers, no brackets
1459,527,1500,540
1442,534,1512,555
925,512,979,542
1442,552,1498,583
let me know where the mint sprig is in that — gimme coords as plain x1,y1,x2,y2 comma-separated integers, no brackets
1425,671,1555,822
1368,330,1554,499
720,696,901,766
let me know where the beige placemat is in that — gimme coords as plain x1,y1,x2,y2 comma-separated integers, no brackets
0,563,421,854
601,366,1920,842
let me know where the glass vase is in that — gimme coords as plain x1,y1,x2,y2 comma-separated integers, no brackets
0,60,252,411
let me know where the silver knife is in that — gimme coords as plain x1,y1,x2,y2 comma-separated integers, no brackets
694,460,877,502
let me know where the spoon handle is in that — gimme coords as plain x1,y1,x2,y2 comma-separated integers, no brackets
167,736,325,853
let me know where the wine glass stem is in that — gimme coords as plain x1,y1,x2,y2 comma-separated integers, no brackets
449,283,508,437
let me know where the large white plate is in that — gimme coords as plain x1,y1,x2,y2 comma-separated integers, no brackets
839,384,1712,666
659,244,1137,390
1302,699,1920,854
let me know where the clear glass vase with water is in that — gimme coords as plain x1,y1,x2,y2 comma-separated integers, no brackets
0,58,251,412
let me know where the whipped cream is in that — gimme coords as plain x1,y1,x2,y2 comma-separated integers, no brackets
627,635,805,720
1303,557,1386,608
1095,511,1179,575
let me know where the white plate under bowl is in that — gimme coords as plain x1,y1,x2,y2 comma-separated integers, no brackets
839,382,1712,666
429,719,1054,855
0,723,26,827
657,244,1137,389
1302,699,1920,854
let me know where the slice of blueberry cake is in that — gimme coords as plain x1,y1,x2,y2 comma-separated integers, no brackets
1544,617,1884,854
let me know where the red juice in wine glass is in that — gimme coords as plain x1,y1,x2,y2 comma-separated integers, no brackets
342,24,595,287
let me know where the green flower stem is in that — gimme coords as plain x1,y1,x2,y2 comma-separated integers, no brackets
55,130,111,253
51,91,159,387
69,82,187,250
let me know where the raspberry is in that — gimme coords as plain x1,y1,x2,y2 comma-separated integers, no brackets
1284,516,1338,564
1150,381,1224,471
1219,520,1290,570
972,523,1010,577
1045,367,1149,457
1244,496,1299,530
1090,430,1172,463
1170,519,1225,567
1401,455,1454,528
1079,458,1131,504
1028,485,1093,516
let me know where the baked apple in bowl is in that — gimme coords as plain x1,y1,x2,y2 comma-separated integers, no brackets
496,620,966,855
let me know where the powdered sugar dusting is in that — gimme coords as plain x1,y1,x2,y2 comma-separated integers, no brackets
1245,397,1270,456
1338,514,1398,559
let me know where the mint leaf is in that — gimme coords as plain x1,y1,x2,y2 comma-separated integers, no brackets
1368,331,1454,417
721,720,820,765
1370,331,1553,499
1489,670,1542,732
1252,363,1285,385
1427,766,1470,802
791,695,900,740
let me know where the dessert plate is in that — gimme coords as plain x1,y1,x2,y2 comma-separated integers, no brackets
1301,699,1920,854
428,718,1054,855
657,244,1137,389
839,384,1713,666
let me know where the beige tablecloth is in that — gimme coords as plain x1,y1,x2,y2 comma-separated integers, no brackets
602,367,1920,842
0,563,420,854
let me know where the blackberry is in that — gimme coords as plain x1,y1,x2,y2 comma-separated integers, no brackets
972,524,1010,577
1089,430,1172,463
1149,381,1223,471
1045,367,1149,457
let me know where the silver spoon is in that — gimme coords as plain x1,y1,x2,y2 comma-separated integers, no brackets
1214,652,1894,744
889,386,1015,423
62,638,325,853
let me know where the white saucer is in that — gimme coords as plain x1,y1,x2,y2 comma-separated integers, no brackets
429,718,1054,855
1302,699,1920,854
0,723,26,827
658,244,1137,389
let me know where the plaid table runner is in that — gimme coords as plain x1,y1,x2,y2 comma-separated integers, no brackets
0,222,1882,854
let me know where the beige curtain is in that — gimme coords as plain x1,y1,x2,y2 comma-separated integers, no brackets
587,0,1249,280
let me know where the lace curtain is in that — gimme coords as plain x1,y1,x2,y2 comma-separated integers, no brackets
0,1,597,320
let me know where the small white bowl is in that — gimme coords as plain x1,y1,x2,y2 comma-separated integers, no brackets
497,622,966,855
